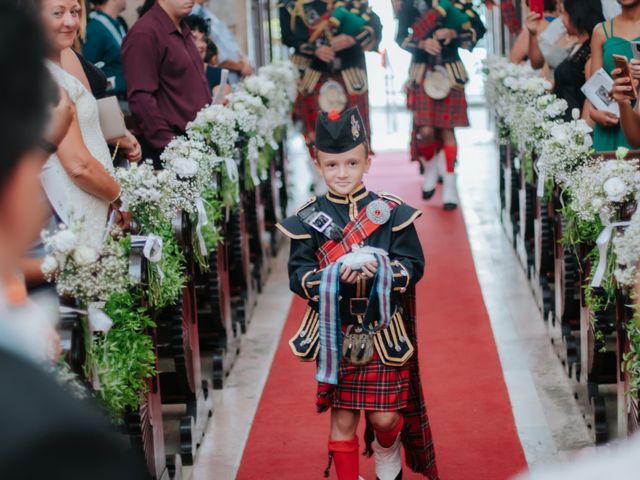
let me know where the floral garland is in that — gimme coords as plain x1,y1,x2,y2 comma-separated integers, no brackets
41,224,129,304
483,56,566,180
42,60,299,422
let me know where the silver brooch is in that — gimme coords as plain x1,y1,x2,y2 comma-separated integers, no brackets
366,200,391,225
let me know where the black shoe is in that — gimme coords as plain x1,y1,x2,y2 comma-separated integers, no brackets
422,189,435,200
376,470,403,480
443,202,458,211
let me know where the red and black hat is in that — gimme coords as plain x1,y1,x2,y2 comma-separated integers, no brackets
315,106,367,154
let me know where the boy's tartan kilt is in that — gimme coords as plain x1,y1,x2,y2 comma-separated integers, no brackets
332,352,411,411
407,80,470,129
298,72,371,146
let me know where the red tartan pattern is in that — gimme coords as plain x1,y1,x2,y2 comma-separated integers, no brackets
333,352,411,411
316,199,398,269
501,0,522,36
410,9,441,40
292,92,305,124
407,81,470,129
298,72,371,146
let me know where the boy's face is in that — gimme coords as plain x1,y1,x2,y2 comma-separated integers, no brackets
314,143,370,195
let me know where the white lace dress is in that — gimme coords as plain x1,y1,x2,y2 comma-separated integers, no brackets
42,60,113,248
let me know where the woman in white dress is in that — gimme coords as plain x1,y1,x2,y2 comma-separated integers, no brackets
37,0,124,247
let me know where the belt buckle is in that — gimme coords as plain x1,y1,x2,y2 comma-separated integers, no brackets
349,297,368,316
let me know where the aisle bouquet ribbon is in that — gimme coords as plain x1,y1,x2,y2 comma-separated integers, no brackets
590,221,631,287
130,234,164,283
194,197,209,256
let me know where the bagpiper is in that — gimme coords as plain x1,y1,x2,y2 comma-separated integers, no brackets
277,106,439,480
279,0,382,159
396,0,485,209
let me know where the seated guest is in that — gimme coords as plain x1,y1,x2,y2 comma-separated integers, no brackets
191,0,253,84
553,0,604,120
82,0,128,97
184,14,227,93
122,0,212,166
206,37,219,66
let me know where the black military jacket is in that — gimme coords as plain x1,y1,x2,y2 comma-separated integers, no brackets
277,184,424,323
279,0,382,74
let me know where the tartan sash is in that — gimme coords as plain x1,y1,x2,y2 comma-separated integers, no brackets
315,199,398,269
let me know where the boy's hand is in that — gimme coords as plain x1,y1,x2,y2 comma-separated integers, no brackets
340,260,378,284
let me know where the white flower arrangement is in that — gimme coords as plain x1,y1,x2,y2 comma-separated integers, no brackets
227,90,268,146
160,135,217,214
537,109,594,187
613,210,640,286
568,153,640,222
484,56,562,155
41,224,128,304
187,104,239,158
257,60,299,105
115,161,180,224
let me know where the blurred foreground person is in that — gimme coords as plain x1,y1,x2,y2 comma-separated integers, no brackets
515,433,640,479
0,3,145,479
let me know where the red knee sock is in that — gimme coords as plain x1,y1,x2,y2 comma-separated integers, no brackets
328,436,359,480
374,416,405,448
443,144,457,173
417,139,441,162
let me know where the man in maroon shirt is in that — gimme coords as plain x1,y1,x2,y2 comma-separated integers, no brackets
121,0,211,166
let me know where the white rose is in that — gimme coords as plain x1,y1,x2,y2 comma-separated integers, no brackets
172,157,199,178
52,229,77,253
503,77,517,89
603,177,628,202
583,135,593,148
204,109,217,122
41,255,58,275
551,125,569,143
616,146,630,160
73,245,99,266
147,189,161,202
591,197,604,210
545,100,567,118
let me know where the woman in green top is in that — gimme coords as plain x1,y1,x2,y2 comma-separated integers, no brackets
589,1,640,152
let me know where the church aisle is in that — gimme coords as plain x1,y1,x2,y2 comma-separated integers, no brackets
236,150,527,479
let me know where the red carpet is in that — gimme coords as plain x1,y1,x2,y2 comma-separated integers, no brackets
237,151,527,479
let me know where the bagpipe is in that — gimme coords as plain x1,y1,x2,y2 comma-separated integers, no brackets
308,1,371,44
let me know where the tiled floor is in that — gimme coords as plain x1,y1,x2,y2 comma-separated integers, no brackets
189,106,592,479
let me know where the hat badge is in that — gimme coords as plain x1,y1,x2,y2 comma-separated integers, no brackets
351,114,360,140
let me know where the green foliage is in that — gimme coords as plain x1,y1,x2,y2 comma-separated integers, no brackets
145,222,186,309
560,204,603,249
192,186,225,271
92,291,156,422
622,301,640,400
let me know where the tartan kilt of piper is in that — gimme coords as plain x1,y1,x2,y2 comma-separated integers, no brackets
407,81,470,129
298,72,371,144
332,351,411,411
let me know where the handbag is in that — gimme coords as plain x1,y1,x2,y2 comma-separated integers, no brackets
96,96,127,141
342,325,374,365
